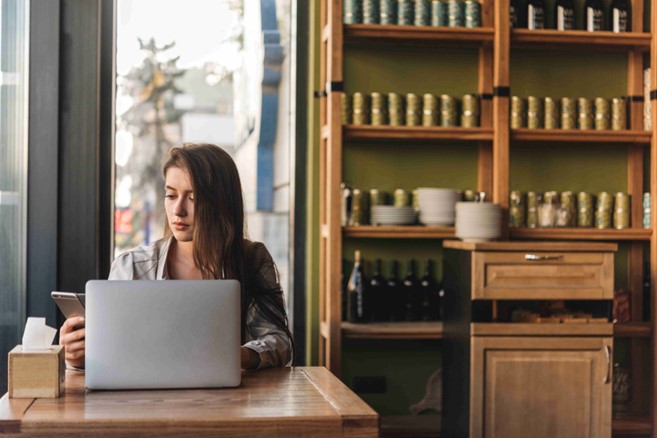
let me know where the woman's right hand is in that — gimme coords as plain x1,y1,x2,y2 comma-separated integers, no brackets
59,317,86,368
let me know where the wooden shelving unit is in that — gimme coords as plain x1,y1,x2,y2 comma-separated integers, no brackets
510,227,652,241
342,321,443,340
344,226,454,239
318,0,657,435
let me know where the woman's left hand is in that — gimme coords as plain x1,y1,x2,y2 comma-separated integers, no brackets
240,346,261,370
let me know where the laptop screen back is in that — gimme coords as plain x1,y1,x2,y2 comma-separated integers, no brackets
85,279,241,390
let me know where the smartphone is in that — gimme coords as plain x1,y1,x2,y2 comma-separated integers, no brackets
51,291,86,320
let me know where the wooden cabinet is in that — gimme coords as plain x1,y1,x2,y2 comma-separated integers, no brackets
471,336,612,438
442,240,616,438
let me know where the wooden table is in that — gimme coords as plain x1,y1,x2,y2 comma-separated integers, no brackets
0,367,379,437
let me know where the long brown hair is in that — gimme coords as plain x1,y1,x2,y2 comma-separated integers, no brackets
163,144,294,360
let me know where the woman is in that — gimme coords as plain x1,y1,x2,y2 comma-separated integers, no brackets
60,143,293,370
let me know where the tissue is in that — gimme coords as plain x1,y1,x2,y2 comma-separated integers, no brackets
22,317,57,350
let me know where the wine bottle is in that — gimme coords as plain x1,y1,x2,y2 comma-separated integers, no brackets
347,250,366,323
341,258,348,321
419,260,437,321
611,0,630,32
527,0,545,30
585,0,604,31
368,259,385,321
510,0,519,28
402,259,419,321
644,271,651,322
386,260,401,321
554,0,575,30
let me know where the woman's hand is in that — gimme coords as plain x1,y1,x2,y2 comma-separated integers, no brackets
59,317,86,369
240,346,261,370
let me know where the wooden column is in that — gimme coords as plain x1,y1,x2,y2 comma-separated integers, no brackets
626,0,646,417
324,0,344,376
493,0,510,237
477,0,493,196
650,0,657,429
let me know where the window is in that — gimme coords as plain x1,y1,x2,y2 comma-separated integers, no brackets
0,0,29,393
114,0,295,308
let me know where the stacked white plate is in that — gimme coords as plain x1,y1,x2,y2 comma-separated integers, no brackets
455,202,502,242
371,206,416,225
416,188,460,226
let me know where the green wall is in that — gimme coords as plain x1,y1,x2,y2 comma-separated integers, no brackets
306,0,649,417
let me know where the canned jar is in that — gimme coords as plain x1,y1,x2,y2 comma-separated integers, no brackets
415,0,431,25
447,0,465,27
440,94,458,127
611,97,627,131
526,191,539,228
363,0,380,24
350,188,365,226
406,93,421,126
398,0,415,25
341,93,352,125
527,96,543,129
578,97,593,130
431,0,448,26
613,192,630,229
560,97,576,130
594,97,610,130
380,0,398,24
394,188,409,207
464,0,481,27
388,92,405,126
509,191,526,227
371,92,388,126
577,192,593,227
344,0,362,24
461,94,479,127
511,96,527,129
352,92,370,125
544,97,559,129
422,93,439,126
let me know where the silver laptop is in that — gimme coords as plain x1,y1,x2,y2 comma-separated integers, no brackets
85,280,241,390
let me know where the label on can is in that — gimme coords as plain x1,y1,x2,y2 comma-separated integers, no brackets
612,8,628,32
587,7,603,31
557,6,574,30
528,5,544,30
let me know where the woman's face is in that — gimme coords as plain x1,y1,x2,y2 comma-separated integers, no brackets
164,166,195,242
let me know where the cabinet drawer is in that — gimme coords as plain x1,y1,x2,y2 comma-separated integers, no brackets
472,251,614,300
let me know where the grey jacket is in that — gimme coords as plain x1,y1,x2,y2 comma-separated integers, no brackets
108,235,292,370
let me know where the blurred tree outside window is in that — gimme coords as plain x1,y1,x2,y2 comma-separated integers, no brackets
114,0,294,301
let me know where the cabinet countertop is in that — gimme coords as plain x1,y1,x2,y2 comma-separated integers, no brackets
443,240,618,252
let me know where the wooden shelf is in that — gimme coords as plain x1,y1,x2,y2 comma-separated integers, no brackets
612,417,652,435
511,128,651,144
342,321,444,340
344,226,454,239
472,323,613,337
344,24,494,46
614,322,652,338
344,125,494,142
512,29,651,51
510,228,652,241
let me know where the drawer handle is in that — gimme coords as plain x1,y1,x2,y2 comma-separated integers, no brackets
524,254,564,262
604,345,611,384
